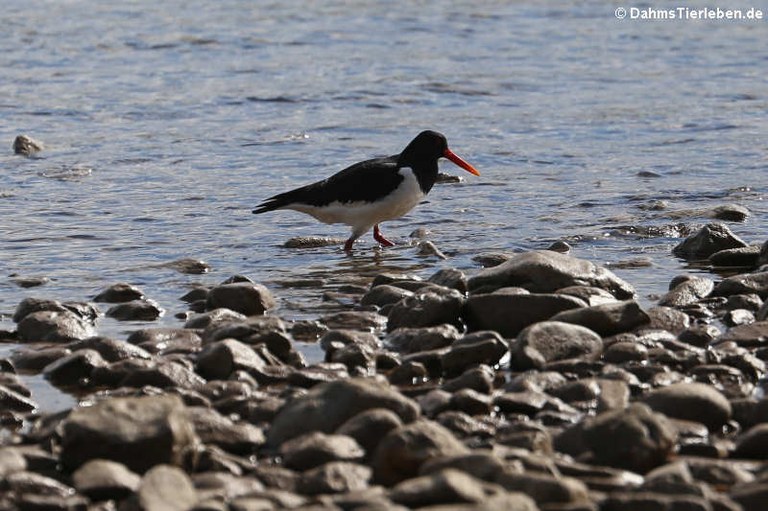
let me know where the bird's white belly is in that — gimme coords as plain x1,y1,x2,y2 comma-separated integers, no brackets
289,168,424,230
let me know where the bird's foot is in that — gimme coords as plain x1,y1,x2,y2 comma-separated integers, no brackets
343,238,355,252
373,225,395,247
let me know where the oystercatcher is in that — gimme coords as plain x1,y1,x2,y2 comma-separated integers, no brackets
253,130,480,251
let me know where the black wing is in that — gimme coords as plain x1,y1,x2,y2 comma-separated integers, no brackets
253,155,402,214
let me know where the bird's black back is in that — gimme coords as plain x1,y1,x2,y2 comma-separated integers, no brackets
253,155,404,213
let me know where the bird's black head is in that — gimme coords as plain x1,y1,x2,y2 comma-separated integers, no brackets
398,130,448,167
398,130,480,179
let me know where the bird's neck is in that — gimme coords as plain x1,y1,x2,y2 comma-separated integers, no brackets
402,161,438,194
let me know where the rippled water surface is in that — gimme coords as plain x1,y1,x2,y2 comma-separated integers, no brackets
1,2,767,407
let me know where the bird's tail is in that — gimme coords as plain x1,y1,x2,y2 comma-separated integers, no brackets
252,189,304,214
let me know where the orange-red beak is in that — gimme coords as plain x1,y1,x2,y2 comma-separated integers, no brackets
443,148,480,176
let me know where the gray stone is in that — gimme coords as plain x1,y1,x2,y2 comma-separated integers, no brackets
17,310,97,342
386,324,461,354
429,268,468,294
443,331,508,376
72,459,141,501
713,271,768,299
658,276,715,307
266,378,419,447
464,293,586,338
5,471,74,497
13,134,44,155
60,395,198,472
731,482,768,511
0,448,27,478
126,328,202,353
712,203,750,222
419,452,506,482
196,338,267,380
94,283,145,303
187,406,265,455
130,464,197,511
361,284,414,307
297,461,371,495
10,346,72,372
106,299,164,321
550,300,650,336
442,365,495,394
556,285,617,306
191,472,265,504
206,282,275,316
672,223,748,259
390,468,491,507
718,321,768,347
710,246,762,268
0,384,37,413
511,321,603,370
185,308,248,329
387,290,465,332
67,336,153,363
678,324,721,347
603,341,648,363
120,360,206,390
12,297,99,324
372,419,469,486
494,469,590,507
647,306,691,334
280,432,364,471
319,330,380,357
43,349,108,387
600,492,713,511
732,423,768,460
321,311,386,330
467,250,635,298
336,408,404,457
556,403,677,473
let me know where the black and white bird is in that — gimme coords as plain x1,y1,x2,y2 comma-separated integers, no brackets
253,130,480,251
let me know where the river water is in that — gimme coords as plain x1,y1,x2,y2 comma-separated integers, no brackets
1,1,766,410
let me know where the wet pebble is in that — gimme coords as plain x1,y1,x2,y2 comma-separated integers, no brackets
94,283,145,303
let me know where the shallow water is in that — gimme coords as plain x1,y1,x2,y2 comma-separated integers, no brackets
1,1,767,410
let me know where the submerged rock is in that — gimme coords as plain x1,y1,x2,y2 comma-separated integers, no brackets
94,283,146,303
13,134,43,156
106,299,164,321
672,223,748,260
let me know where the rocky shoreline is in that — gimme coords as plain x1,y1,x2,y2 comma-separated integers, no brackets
2,223,768,511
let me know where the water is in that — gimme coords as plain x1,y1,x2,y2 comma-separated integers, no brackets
1,1,766,410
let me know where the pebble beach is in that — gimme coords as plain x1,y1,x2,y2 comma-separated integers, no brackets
3,227,768,510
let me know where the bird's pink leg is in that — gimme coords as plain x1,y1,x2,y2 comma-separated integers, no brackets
373,224,395,247
344,238,355,252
